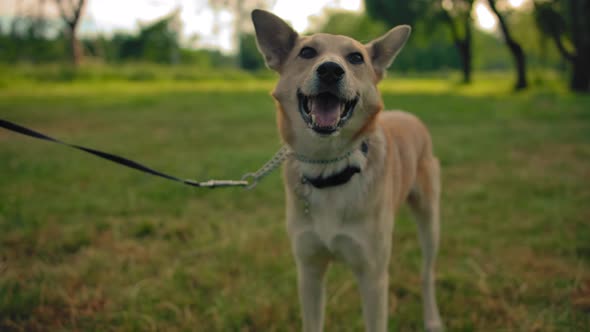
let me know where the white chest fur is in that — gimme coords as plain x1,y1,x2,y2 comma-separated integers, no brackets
285,131,393,271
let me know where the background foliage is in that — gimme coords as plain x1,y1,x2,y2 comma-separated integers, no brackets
0,1,576,77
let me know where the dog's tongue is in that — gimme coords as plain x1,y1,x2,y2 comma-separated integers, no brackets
311,94,341,128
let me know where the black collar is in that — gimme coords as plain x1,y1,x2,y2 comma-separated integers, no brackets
303,165,361,189
301,141,369,189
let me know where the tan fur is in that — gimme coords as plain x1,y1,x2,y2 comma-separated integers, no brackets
252,10,443,332
379,111,434,210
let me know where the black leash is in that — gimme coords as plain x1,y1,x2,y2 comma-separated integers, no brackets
1,119,369,190
0,119,251,188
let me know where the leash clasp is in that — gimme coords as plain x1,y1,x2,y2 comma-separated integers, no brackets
193,179,249,188
241,173,258,190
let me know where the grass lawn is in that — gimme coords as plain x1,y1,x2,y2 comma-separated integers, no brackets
1,72,589,331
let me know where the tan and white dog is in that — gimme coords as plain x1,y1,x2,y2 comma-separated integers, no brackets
251,10,443,332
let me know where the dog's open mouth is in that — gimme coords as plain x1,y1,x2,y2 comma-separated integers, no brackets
297,90,358,135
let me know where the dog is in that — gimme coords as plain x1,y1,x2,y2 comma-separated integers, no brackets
251,10,443,332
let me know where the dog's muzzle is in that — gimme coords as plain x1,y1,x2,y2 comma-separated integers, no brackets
297,90,358,136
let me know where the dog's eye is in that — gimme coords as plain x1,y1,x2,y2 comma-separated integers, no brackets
299,47,317,59
347,52,364,65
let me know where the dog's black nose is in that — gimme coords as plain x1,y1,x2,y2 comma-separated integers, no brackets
317,62,345,84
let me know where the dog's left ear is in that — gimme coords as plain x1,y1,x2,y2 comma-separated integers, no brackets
251,9,298,72
366,25,411,81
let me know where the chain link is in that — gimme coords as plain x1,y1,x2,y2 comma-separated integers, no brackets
241,145,291,190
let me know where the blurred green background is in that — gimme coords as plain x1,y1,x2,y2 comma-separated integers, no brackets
1,0,589,331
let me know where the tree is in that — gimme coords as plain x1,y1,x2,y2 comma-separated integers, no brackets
55,0,86,66
139,10,181,64
534,0,590,92
438,0,475,83
238,33,265,70
311,10,388,42
320,9,460,73
111,11,181,64
487,0,528,90
365,0,431,26
365,0,474,82
207,0,276,68
0,0,66,63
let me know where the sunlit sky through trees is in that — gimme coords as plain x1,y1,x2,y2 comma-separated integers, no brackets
0,0,528,52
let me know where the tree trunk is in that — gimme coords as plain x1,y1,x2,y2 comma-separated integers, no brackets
56,0,86,67
570,56,590,92
487,0,528,90
508,39,527,90
457,40,472,83
461,14,473,84
442,6,473,84
569,0,590,92
68,25,82,66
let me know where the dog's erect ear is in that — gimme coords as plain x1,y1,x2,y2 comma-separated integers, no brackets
251,9,298,71
366,25,411,80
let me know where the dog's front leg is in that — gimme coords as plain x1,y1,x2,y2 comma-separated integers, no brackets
336,234,391,332
296,259,329,332
355,269,389,332
290,228,331,332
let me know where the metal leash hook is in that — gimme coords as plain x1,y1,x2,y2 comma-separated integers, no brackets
182,146,291,190
193,179,249,188
240,173,259,190
240,146,291,190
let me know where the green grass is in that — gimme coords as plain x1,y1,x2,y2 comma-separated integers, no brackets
1,72,589,331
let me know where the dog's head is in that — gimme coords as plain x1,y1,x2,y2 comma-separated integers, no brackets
252,10,410,147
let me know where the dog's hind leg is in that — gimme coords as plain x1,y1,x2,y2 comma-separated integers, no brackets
408,156,443,332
